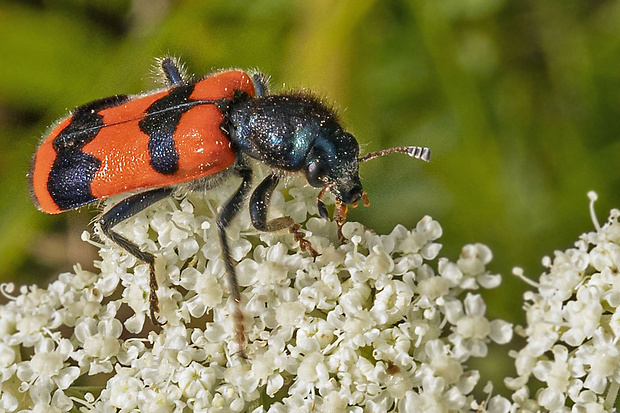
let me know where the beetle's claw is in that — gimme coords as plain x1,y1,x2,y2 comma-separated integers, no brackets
150,307,165,327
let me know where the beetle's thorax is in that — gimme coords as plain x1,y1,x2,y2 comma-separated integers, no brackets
223,94,332,168
222,93,363,205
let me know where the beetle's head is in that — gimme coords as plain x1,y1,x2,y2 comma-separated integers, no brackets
303,125,431,234
297,96,430,235
304,130,363,208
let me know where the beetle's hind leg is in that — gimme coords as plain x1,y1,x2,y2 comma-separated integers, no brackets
250,172,319,258
99,187,173,325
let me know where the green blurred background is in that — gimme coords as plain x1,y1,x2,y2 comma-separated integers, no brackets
1,0,620,395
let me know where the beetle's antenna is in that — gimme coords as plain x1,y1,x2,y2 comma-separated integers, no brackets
359,146,430,163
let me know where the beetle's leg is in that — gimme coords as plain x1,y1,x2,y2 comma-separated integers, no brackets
317,185,329,220
251,72,270,98
334,199,348,242
250,172,319,258
160,57,184,86
250,173,293,232
99,187,173,325
217,163,253,357
288,224,319,258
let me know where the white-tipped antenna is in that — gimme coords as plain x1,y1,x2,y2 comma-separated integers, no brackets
358,145,431,163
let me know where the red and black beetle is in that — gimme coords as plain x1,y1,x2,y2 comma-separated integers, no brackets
29,57,430,353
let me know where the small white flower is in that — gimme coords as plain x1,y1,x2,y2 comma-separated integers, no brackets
532,345,573,409
578,329,620,393
180,267,224,318
425,340,463,385
74,317,122,374
104,367,143,410
447,293,512,360
562,285,603,346
14,337,80,410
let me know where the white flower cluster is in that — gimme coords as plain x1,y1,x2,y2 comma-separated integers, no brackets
508,192,620,412
0,178,512,412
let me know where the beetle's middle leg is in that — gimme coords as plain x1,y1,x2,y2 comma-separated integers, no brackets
217,162,253,357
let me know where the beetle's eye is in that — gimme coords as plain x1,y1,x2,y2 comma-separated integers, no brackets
306,159,328,187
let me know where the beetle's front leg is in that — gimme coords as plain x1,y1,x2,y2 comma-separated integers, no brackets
249,172,293,231
250,172,318,258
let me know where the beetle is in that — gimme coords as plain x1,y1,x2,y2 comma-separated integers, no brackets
29,57,430,354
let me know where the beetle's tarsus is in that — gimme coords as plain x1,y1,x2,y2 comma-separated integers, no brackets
290,223,319,259
233,305,247,358
148,263,165,326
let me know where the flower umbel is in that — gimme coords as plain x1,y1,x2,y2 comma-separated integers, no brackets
0,177,511,412
508,192,620,411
